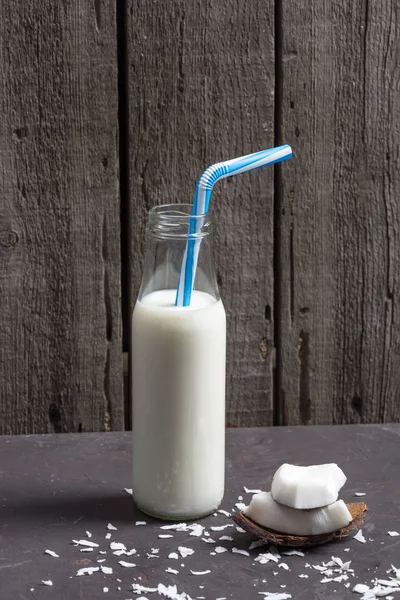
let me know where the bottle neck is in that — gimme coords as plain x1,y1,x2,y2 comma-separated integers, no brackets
147,204,213,241
138,204,220,303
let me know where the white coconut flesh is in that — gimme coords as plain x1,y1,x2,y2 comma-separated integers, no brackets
271,463,347,509
245,492,352,536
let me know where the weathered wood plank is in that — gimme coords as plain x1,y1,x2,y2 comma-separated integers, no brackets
0,1,124,433
127,0,276,426
278,1,400,424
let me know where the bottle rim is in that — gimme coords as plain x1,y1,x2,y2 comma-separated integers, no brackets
147,203,212,239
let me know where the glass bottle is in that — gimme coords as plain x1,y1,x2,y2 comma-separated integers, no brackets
131,204,226,520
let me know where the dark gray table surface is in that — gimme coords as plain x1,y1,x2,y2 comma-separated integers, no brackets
1,425,399,600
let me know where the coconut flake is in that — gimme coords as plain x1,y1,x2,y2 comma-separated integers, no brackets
217,509,231,517
166,568,179,575
354,530,367,543
232,548,250,557
132,583,158,594
355,492,366,497
279,563,289,571
219,535,234,542
244,486,263,494
45,549,59,558
107,523,117,530
353,584,370,593
249,540,267,551
124,488,133,495
76,567,100,576
159,534,174,539
73,539,99,548
215,546,228,554
235,502,248,511
97,559,106,563
189,524,204,537
388,532,400,537
258,593,292,599
80,547,93,553
236,527,246,533
160,523,188,531
114,548,137,556
157,582,190,599
210,525,234,531
191,570,211,575
103,587,109,593
119,560,136,568
298,574,309,578
101,566,113,575
201,537,216,544
136,521,147,526
41,580,53,586
105,533,112,540
169,552,179,559
110,542,127,551
178,547,195,558
281,549,305,557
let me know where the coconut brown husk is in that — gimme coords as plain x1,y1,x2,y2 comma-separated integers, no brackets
231,502,367,548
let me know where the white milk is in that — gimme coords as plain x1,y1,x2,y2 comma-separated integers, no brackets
132,289,226,519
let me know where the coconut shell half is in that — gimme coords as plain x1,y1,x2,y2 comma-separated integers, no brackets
231,502,367,548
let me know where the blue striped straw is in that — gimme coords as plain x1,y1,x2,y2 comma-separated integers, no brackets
175,144,292,306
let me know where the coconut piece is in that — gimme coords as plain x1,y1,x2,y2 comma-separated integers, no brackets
245,491,351,536
232,501,367,548
271,463,346,509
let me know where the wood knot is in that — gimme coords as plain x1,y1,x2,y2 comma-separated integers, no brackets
0,230,19,247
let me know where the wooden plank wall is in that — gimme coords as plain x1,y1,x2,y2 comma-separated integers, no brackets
278,0,400,425
0,1,124,433
0,0,399,433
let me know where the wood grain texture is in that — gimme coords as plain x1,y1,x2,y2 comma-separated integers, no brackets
127,0,276,426
278,1,400,424
0,1,124,433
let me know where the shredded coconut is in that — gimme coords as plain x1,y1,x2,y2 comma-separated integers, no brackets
168,552,179,559
136,521,147,526
354,530,367,543
191,570,211,575
244,486,263,494
100,566,113,575
72,539,99,548
210,525,234,531
166,568,179,575
41,580,53,586
178,547,195,558
124,488,133,495
159,535,174,539
232,548,250,557
217,509,231,517
281,550,305,557
119,560,136,568
107,523,117,530
215,546,228,553
45,549,59,558
76,567,100,576
388,532,400,537
110,542,127,551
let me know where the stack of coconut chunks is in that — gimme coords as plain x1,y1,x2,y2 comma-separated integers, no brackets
237,464,367,547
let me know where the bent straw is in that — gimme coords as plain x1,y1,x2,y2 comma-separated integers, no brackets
175,144,292,307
